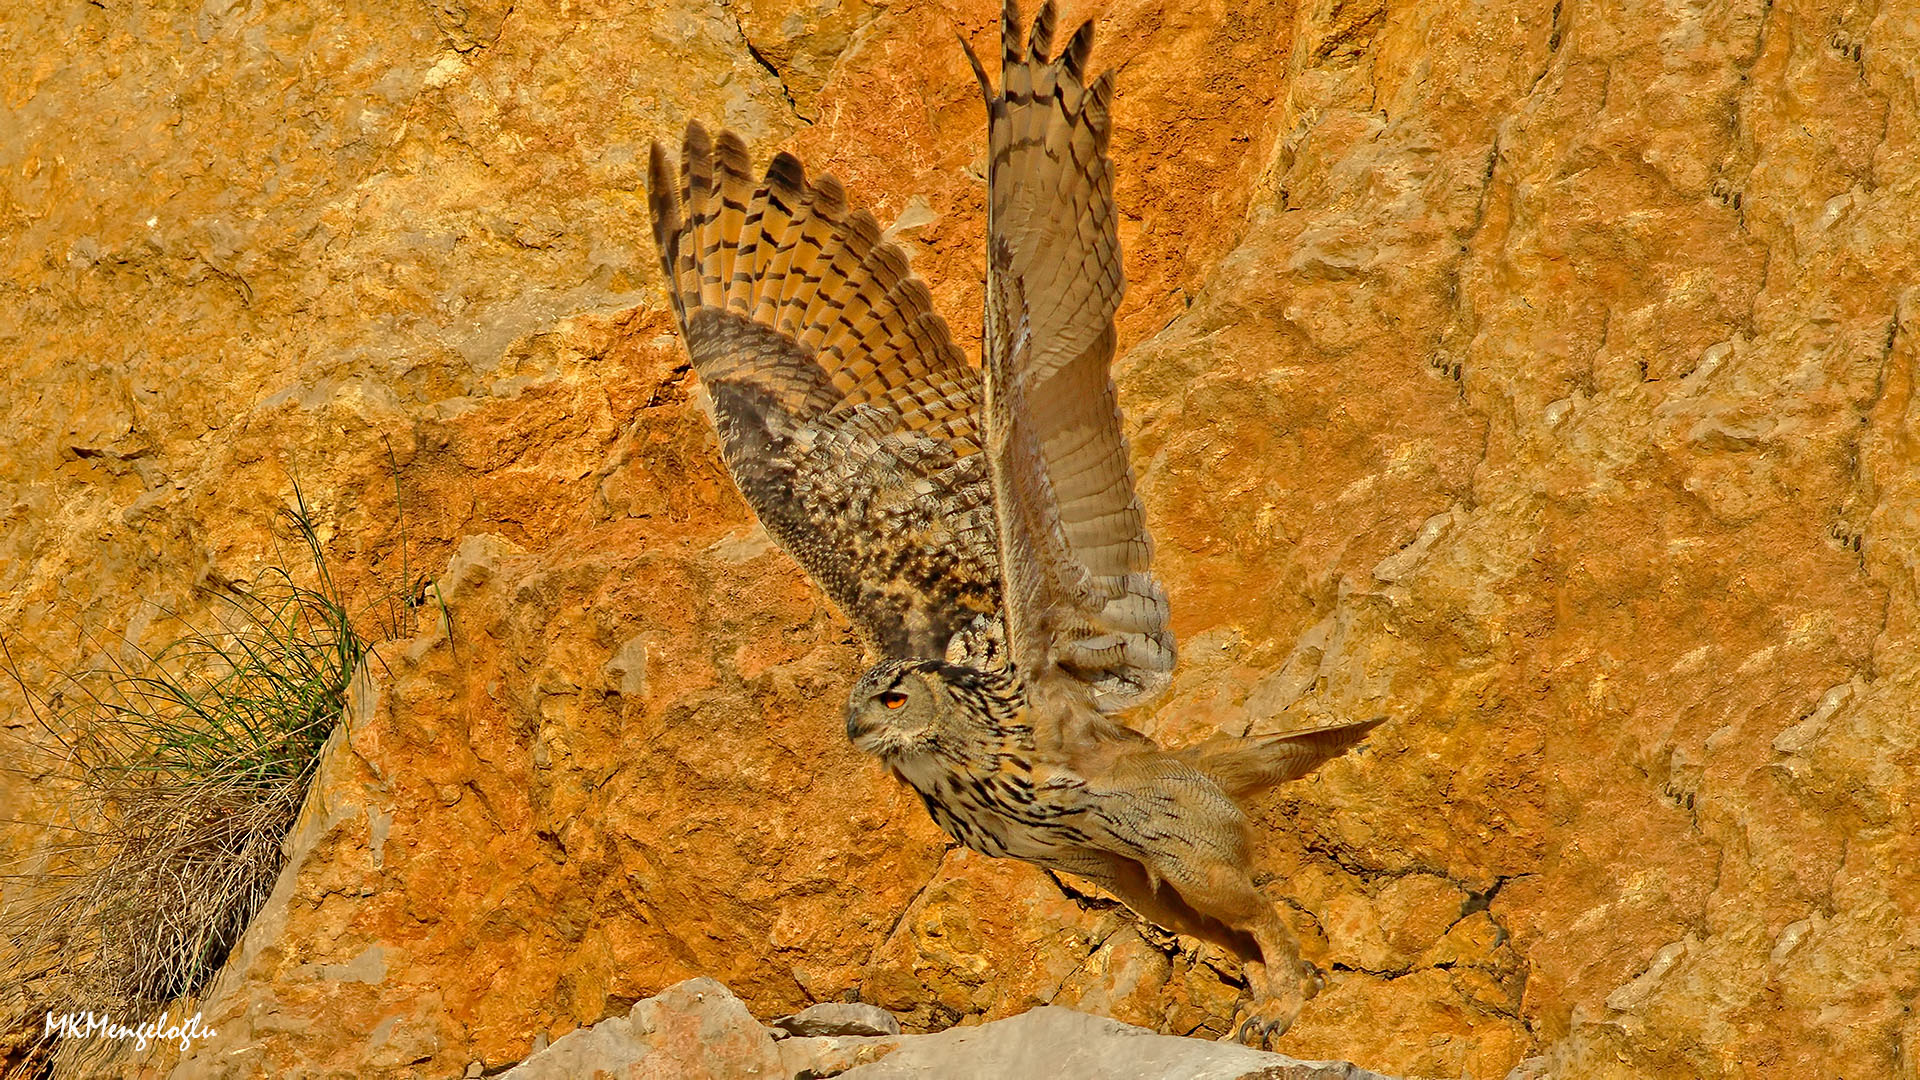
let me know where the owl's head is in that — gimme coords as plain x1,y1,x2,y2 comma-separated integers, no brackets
845,659,955,758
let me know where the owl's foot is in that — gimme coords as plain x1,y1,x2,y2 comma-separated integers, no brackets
1229,1000,1297,1048
1227,962,1324,1048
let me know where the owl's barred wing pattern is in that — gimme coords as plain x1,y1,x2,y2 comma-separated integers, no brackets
648,124,1000,660
967,1,1177,722
650,123,985,450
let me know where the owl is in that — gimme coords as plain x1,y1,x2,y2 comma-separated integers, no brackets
646,0,1383,1044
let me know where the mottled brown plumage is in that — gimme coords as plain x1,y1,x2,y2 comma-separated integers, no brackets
647,125,998,660
647,0,1384,1045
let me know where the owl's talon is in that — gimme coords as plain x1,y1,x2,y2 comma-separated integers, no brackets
1231,1004,1298,1048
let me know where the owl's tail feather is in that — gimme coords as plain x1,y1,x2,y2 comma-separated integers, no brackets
1177,717,1386,802
646,122,981,451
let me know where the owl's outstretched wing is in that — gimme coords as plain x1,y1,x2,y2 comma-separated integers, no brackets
648,123,999,660
966,2,1176,728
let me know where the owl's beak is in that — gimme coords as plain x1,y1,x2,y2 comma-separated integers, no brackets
846,709,876,745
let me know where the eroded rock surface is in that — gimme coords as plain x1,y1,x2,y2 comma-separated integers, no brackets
499,978,1392,1080
2,0,1917,1078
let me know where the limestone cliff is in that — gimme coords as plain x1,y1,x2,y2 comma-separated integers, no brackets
2,0,1916,1077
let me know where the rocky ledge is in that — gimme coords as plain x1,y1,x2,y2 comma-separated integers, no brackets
499,978,1398,1080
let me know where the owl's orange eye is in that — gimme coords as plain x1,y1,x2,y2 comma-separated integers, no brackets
880,691,908,709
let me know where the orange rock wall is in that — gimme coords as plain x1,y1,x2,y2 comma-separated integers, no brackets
3,0,1916,1077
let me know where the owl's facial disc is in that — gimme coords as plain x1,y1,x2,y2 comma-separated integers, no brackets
846,666,938,757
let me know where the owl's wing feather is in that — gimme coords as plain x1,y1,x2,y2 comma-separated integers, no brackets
649,124,999,659
1172,718,1387,800
969,2,1176,730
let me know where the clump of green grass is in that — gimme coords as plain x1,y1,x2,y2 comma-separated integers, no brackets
1,493,370,1070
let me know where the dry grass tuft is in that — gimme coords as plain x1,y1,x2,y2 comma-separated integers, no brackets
1,496,369,1076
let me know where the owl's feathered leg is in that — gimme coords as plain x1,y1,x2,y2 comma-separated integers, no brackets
1205,874,1322,1048
1158,854,1320,1047
1073,847,1320,1046
1070,854,1256,956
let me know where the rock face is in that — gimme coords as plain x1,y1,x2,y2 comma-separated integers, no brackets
499,978,1394,1080
3,0,1917,1078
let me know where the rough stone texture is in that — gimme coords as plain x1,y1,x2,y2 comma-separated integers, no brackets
498,978,782,1080
3,1,1919,1079
498,980,1388,1080
770,1002,901,1039
775,1034,904,1080
833,1005,1393,1080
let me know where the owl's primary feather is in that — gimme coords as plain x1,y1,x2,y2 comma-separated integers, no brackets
965,2,1176,733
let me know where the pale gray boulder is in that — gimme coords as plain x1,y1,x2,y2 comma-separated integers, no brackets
835,1005,1396,1080
502,979,1400,1080
771,1002,903,1039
